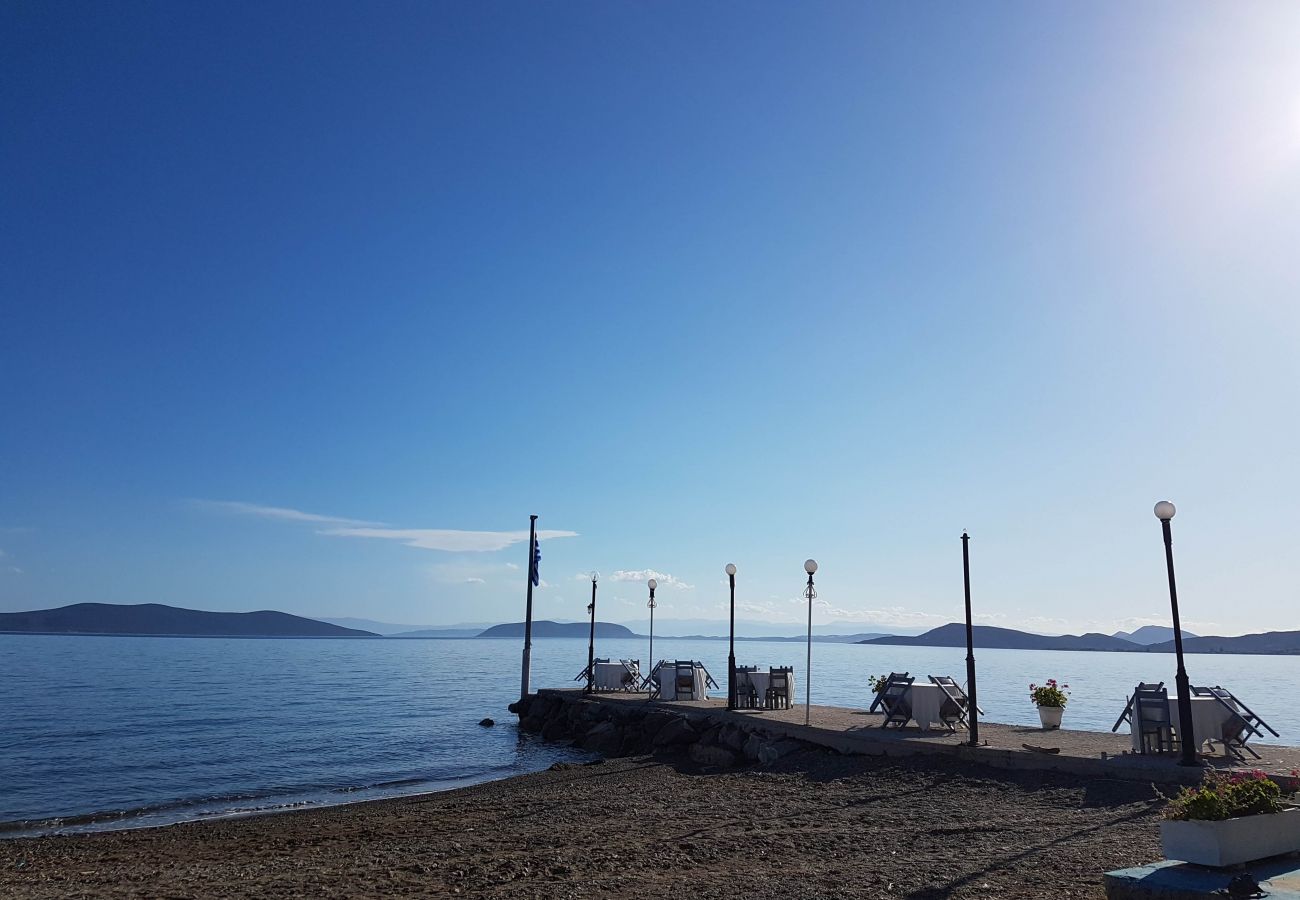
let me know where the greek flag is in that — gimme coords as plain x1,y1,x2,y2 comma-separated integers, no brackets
530,537,541,587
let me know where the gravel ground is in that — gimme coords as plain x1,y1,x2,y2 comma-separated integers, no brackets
0,750,1164,899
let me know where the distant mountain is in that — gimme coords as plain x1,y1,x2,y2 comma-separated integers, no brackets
0,603,377,637
862,622,1139,652
318,617,430,636
390,627,488,638
477,620,637,639
672,632,891,644
618,618,925,638
1111,625,1197,645
1144,631,1300,656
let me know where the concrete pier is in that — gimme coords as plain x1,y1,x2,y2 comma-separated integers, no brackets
532,689,1300,786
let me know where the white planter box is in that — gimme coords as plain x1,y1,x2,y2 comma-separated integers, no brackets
1160,808,1300,868
1037,705,1063,729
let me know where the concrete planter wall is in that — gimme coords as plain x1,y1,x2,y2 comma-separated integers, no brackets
1160,808,1300,868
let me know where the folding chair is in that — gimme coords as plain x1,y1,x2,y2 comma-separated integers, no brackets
1133,683,1177,755
645,660,665,700
619,659,641,692
672,660,697,700
878,673,915,728
1111,681,1164,732
929,675,974,732
1193,685,1278,761
869,672,909,713
734,665,759,709
765,667,793,709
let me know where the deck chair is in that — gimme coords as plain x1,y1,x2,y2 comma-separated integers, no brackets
765,667,793,709
878,673,914,728
929,675,972,732
572,657,610,686
869,672,910,714
1192,685,1278,761
1133,683,1177,755
734,665,759,709
672,660,697,700
1111,681,1164,732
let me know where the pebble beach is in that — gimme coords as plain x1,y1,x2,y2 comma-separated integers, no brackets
1,748,1164,899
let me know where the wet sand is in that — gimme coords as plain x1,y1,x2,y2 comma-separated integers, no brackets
0,749,1163,899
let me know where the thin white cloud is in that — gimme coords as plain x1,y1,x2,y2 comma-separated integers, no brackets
193,499,578,553
191,499,383,527
610,569,694,590
5,566,21,575
465,577,486,584
505,562,519,570
323,526,577,553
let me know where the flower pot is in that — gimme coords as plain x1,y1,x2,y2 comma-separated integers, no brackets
1161,808,1300,868
1037,705,1063,729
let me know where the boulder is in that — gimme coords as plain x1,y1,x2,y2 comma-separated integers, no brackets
742,734,764,761
757,739,804,766
641,712,676,741
718,724,748,752
698,724,722,747
520,715,544,733
541,719,571,742
479,718,495,728
688,743,736,768
652,717,697,747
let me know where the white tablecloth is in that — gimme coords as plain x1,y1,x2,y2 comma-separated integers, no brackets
1129,696,1237,751
736,669,798,706
904,683,950,731
593,662,634,691
653,663,709,700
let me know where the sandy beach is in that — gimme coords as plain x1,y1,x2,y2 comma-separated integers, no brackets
1,747,1163,899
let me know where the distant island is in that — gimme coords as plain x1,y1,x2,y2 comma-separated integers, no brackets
476,620,637,639
861,623,1300,656
0,603,377,638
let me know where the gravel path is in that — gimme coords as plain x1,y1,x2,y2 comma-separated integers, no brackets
0,750,1164,899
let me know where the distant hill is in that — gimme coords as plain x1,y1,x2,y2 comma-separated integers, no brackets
317,617,431,636
390,627,488,638
477,620,637,639
672,632,890,644
1111,625,1197,645
861,622,1139,652
1145,631,1300,656
0,603,377,638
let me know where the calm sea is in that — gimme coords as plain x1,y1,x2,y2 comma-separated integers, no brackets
3,634,1297,836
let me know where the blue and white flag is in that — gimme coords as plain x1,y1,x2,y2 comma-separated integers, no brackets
530,537,541,587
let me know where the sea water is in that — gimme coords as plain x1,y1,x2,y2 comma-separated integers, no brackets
3,633,1297,835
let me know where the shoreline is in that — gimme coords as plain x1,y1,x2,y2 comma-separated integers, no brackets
0,747,1164,899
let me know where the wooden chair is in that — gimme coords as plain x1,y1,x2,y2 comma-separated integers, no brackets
878,673,914,728
1133,683,1176,755
929,675,973,732
672,660,697,700
734,665,759,709
1192,685,1278,761
765,666,793,709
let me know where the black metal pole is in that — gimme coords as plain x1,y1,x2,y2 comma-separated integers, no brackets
519,514,537,703
1163,518,1197,766
962,531,979,747
727,571,736,711
586,577,597,694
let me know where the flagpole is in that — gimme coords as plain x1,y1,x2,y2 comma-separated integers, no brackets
520,514,538,703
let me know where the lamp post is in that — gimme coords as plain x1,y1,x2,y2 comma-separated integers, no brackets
647,578,658,685
586,571,599,694
961,531,979,747
726,563,737,710
1155,501,1198,767
803,559,817,726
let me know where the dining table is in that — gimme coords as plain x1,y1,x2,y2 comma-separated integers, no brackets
1129,695,1238,752
735,668,797,708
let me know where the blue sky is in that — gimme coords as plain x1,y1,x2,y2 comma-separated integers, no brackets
3,3,1298,636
